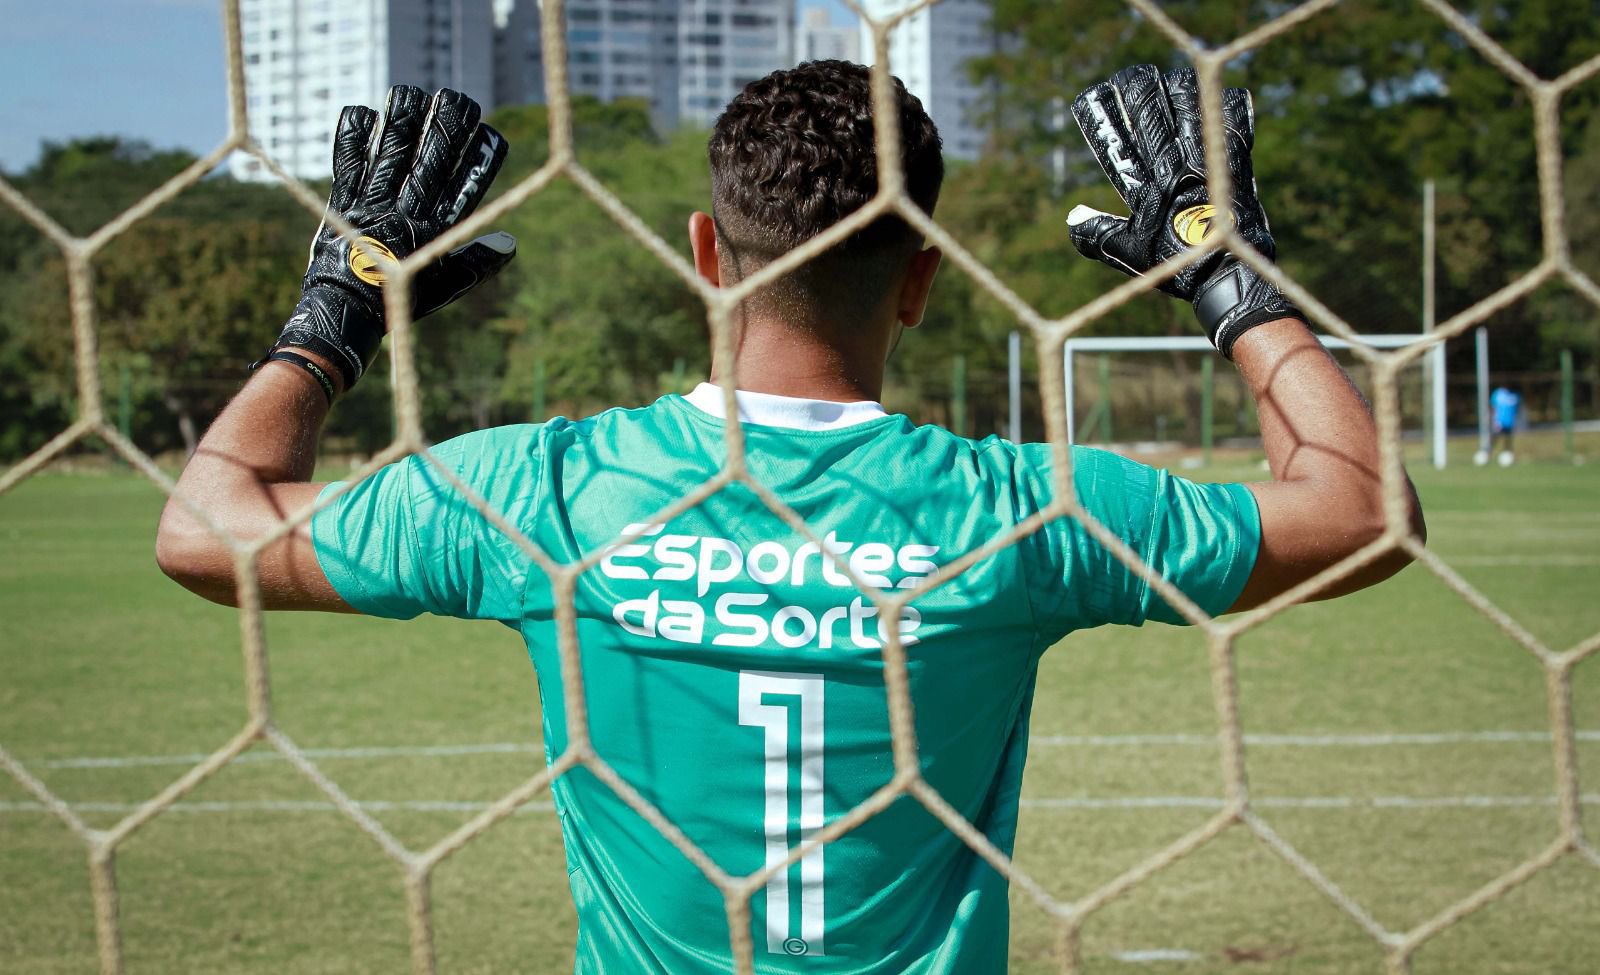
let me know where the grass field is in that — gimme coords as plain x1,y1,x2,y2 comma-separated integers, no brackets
2,432,1598,974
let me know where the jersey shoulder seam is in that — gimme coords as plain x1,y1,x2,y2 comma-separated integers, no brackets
516,424,552,627
399,455,436,615
1132,465,1168,621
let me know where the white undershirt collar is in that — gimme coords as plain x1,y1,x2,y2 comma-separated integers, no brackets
682,383,887,431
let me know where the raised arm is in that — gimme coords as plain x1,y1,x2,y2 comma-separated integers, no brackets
1225,318,1421,609
1066,65,1423,612
156,85,515,610
155,349,347,609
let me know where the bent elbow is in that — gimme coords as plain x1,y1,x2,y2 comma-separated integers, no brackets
1330,485,1425,593
1389,477,1427,561
1361,489,1426,585
155,501,239,607
1367,475,1426,559
1407,487,1427,549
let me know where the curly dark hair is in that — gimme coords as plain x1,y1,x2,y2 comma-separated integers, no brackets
707,60,944,322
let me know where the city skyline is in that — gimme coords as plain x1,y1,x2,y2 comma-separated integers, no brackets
230,0,498,181
0,0,865,175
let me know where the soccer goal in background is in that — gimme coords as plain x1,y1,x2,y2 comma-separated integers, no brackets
1062,334,1448,467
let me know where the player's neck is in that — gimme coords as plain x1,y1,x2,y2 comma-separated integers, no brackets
713,322,889,403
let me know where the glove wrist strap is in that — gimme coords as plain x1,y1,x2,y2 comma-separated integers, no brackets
251,349,339,404
1192,259,1304,360
272,290,385,390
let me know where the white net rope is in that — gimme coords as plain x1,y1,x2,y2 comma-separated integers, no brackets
1,1,1597,973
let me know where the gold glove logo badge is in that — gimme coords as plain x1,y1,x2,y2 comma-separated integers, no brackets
1173,204,1217,245
348,236,397,286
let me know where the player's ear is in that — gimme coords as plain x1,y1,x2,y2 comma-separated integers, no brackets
689,211,721,288
896,246,943,329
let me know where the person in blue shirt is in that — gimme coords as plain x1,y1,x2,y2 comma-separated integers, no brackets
1491,385,1522,464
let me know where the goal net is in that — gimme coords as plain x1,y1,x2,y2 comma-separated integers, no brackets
0,0,1595,974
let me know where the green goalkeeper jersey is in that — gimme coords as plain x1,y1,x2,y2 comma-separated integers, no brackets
312,387,1259,974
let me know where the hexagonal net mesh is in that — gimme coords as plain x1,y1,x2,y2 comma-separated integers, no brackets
1,1,1598,973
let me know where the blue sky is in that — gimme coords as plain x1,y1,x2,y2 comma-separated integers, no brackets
0,0,860,174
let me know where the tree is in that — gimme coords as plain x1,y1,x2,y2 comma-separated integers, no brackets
970,0,1600,388
473,101,711,422
4,215,303,456
0,139,314,458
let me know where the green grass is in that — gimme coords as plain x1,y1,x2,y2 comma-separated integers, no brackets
2,434,1598,974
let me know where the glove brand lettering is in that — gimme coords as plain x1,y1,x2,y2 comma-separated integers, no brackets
446,133,503,224
1086,93,1142,191
600,523,939,649
347,236,398,286
1173,204,1217,246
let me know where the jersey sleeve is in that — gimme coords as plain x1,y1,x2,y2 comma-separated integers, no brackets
1017,444,1260,636
311,425,544,623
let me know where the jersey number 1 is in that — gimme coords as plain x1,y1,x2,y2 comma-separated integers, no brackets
738,670,825,957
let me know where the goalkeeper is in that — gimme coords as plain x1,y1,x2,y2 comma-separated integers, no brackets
158,63,1423,972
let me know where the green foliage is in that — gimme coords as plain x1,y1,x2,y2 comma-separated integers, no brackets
0,145,314,457
445,101,711,423
974,0,1600,377
5,7,1600,461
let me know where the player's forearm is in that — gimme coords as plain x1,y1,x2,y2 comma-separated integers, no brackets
155,87,511,612
155,356,344,608
1230,318,1425,605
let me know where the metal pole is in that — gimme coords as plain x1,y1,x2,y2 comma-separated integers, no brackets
1475,328,1491,453
1430,344,1447,468
1008,331,1022,441
1064,345,1076,444
1098,354,1112,445
952,354,967,438
1201,354,1214,466
1423,180,1447,469
533,355,546,421
1561,348,1575,462
118,363,132,445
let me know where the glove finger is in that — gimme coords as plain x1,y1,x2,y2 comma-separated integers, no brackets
1110,64,1183,187
1224,87,1256,151
413,231,518,318
329,105,379,213
399,89,482,219
437,123,510,226
1162,67,1206,179
1222,88,1259,196
1220,87,1269,243
1066,204,1144,277
358,85,430,209
1072,82,1153,206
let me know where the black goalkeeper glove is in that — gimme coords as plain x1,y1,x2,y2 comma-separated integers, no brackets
262,85,516,394
1066,64,1300,358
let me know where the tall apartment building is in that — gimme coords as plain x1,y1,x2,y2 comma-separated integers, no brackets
678,0,793,127
232,0,496,181
798,7,859,64
858,0,999,160
494,0,545,109
494,0,793,132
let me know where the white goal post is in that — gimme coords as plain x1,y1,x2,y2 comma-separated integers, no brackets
1063,334,1449,468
